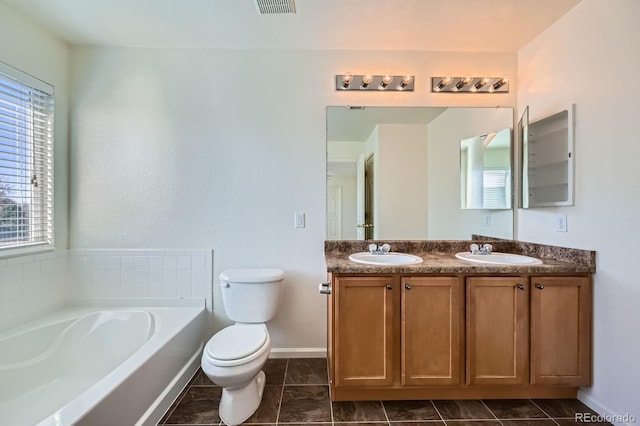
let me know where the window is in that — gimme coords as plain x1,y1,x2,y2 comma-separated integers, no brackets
0,62,54,256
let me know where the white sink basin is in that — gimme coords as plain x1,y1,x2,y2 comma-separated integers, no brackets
349,252,423,266
455,252,543,265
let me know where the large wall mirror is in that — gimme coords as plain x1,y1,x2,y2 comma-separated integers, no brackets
326,106,514,241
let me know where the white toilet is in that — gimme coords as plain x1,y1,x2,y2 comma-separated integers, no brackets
201,268,284,426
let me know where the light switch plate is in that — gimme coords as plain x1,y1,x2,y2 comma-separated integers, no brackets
555,214,568,232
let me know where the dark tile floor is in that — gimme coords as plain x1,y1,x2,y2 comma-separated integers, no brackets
158,358,607,426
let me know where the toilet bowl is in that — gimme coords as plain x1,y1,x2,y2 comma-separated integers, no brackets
200,268,284,426
201,324,271,425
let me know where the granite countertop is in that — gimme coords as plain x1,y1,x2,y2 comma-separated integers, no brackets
325,240,596,275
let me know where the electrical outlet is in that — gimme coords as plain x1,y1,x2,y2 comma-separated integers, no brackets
483,213,491,227
555,214,568,232
295,212,305,228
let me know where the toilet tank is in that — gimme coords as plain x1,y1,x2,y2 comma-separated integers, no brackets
219,268,284,323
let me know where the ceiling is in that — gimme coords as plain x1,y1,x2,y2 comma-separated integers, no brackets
4,0,581,51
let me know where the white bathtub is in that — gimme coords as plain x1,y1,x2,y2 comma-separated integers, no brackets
0,299,205,426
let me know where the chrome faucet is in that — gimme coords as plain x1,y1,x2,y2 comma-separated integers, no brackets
368,243,391,255
470,243,492,255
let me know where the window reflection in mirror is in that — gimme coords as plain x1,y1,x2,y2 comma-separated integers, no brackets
326,107,514,241
460,128,512,210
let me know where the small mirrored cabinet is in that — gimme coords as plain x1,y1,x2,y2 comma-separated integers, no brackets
520,104,575,208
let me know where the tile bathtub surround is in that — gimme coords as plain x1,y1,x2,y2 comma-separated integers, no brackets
68,249,213,300
0,250,69,333
158,358,608,426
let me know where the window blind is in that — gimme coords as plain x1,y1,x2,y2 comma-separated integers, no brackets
483,169,509,209
0,62,54,254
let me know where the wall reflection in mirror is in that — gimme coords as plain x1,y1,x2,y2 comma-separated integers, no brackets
326,106,514,241
460,128,512,210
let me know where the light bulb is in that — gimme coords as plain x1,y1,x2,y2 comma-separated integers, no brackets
455,77,472,90
379,74,393,89
492,77,509,90
397,75,414,90
342,73,352,89
436,77,453,90
361,74,373,88
474,77,490,90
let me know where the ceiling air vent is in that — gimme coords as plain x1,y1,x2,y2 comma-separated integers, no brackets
254,0,296,14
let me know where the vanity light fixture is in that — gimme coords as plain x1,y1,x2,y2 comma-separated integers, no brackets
335,74,415,91
432,76,509,93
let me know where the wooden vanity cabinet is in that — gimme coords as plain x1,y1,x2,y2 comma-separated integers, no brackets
327,273,592,400
466,275,591,387
466,276,529,386
332,275,396,387
330,275,464,390
401,276,464,386
530,276,591,386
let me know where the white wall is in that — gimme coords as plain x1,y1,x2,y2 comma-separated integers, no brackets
0,5,70,330
517,0,640,421
69,47,516,351
428,108,514,239
376,124,429,239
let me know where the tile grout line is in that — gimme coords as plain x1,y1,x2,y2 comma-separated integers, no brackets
322,358,335,426
274,359,289,424
430,400,446,424
480,399,506,426
380,400,391,425
529,399,562,426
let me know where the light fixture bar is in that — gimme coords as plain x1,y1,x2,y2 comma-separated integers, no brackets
431,76,509,93
336,74,415,91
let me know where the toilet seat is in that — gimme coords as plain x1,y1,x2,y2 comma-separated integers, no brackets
205,324,270,367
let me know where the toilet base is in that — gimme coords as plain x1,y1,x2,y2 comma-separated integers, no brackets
219,370,266,426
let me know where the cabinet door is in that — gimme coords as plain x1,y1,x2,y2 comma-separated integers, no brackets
334,276,395,387
402,276,463,385
531,276,591,386
467,277,529,385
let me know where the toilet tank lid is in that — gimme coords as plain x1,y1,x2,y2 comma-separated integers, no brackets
219,268,284,283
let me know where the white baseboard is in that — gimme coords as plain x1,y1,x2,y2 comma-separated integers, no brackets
578,390,638,426
270,348,327,358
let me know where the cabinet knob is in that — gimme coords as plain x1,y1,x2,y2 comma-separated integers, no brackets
386,284,393,290
517,284,526,291
535,283,544,290
405,284,412,290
